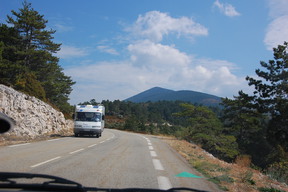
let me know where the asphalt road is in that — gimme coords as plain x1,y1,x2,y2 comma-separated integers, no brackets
0,129,221,191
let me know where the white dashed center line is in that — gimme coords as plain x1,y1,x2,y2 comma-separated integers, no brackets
88,144,98,148
152,159,164,171
29,134,116,168
157,176,172,190
31,156,61,168
150,151,157,157
69,148,84,154
141,135,173,190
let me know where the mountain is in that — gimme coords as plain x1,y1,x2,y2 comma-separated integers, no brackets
125,87,222,106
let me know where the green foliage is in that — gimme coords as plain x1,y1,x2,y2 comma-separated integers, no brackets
0,1,75,114
213,135,239,161
100,100,179,133
192,160,229,176
174,103,239,162
258,187,285,192
209,174,234,184
220,42,288,182
221,92,264,144
101,100,239,162
221,92,270,165
174,103,223,135
124,115,140,132
266,157,288,184
246,42,288,152
15,72,46,100
240,170,255,185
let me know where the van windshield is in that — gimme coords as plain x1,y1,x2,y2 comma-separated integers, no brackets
75,112,101,122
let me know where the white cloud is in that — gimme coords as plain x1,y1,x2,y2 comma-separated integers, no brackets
57,45,89,59
213,0,241,17
97,45,119,55
127,11,208,42
64,11,248,104
264,15,288,50
66,40,246,104
127,40,190,69
265,0,288,50
268,0,288,18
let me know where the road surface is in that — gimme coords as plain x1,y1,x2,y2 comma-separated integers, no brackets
0,129,221,191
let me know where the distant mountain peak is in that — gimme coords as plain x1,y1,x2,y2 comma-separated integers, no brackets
125,87,221,106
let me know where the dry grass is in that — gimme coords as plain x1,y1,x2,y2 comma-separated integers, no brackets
161,136,288,192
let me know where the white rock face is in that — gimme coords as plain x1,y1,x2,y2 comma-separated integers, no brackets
0,84,73,138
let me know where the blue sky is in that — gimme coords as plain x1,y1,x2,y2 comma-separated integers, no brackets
1,0,288,104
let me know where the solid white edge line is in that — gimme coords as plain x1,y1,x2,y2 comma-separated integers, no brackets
157,176,172,190
31,156,61,168
8,143,30,147
69,148,84,154
152,159,164,170
47,139,60,142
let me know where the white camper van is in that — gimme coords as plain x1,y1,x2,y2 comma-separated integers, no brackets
73,105,105,137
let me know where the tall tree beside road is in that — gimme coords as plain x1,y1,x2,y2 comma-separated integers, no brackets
221,92,272,167
0,24,24,86
221,92,264,150
0,1,75,114
246,42,288,153
221,42,288,170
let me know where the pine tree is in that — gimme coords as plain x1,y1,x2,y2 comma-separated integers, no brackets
2,1,75,113
7,1,60,69
246,42,288,151
174,103,239,161
221,91,264,148
0,24,24,85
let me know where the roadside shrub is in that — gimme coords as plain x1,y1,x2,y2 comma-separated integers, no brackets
15,72,46,101
258,187,285,192
240,170,255,185
266,161,288,184
192,133,239,162
209,174,234,184
235,155,251,167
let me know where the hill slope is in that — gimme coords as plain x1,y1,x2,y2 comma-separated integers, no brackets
125,87,222,106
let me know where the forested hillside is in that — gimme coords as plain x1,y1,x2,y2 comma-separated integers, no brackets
125,87,221,106
0,1,75,114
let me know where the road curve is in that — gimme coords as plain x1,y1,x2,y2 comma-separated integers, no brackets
0,129,221,191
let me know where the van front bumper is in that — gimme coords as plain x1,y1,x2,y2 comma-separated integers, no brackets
74,128,102,135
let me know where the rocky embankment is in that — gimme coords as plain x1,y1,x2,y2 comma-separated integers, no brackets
0,84,73,141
